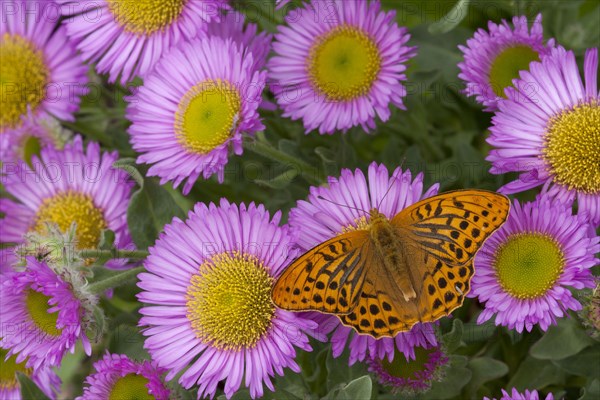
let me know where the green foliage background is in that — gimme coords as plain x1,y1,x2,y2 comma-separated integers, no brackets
44,0,600,399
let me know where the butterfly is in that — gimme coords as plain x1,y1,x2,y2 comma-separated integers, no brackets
272,190,510,338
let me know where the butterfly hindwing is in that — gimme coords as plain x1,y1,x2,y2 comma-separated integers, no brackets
392,190,510,265
416,248,474,321
272,231,370,314
338,276,415,337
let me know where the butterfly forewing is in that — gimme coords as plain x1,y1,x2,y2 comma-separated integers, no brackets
392,190,510,266
272,231,370,314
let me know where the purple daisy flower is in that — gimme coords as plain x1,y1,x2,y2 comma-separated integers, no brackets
469,195,599,333
78,353,170,400
487,46,599,224
127,36,266,194
458,14,554,111
0,348,60,400
0,257,92,368
0,113,71,164
0,0,88,133
0,135,134,267
138,200,322,399
484,388,554,400
268,0,416,134
56,0,228,84
288,162,440,363
367,344,448,395
202,11,272,73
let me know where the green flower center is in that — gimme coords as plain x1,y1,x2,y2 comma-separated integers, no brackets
106,0,187,35
0,349,32,390
543,100,600,193
175,80,241,154
25,289,61,337
380,346,437,380
488,45,540,98
186,252,275,350
32,191,107,250
308,25,381,101
109,374,154,400
0,34,50,130
494,233,564,299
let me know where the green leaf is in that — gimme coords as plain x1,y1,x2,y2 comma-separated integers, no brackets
429,0,471,34
324,376,372,400
465,357,509,396
17,373,51,400
530,317,595,360
278,139,302,157
443,319,464,352
108,324,150,361
579,379,600,400
218,389,279,400
299,346,328,396
127,179,185,248
325,348,368,392
113,158,144,187
424,355,471,399
57,343,88,388
338,376,372,400
555,343,600,378
255,169,299,189
98,229,116,251
508,355,566,390
462,319,498,344
90,305,106,343
314,147,336,164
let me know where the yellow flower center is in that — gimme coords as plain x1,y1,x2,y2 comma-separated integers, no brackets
308,25,381,101
186,252,275,350
543,100,600,193
109,374,154,400
32,191,107,250
106,0,187,35
494,233,564,299
340,215,370,233
0,34,50,130
0,349,32,390
25,289,62,337
488,45,540,98
175,80,241,154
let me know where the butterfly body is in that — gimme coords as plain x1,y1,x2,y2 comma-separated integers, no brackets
272,190,510,338
368,208,417,302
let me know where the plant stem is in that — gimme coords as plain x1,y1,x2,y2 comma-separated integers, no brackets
87,266,145,294
246,139,325,186
80,249,149,260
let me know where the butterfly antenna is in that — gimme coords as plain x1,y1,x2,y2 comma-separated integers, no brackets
376,160,407,210
316,196,368,214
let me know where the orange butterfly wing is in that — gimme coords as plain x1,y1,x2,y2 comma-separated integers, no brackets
339,190,510,338
271,231,370,314
273,190,510,338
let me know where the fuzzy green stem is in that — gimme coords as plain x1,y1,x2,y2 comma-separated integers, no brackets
87,266,145,294
246,139,325,185
80,249,149,259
